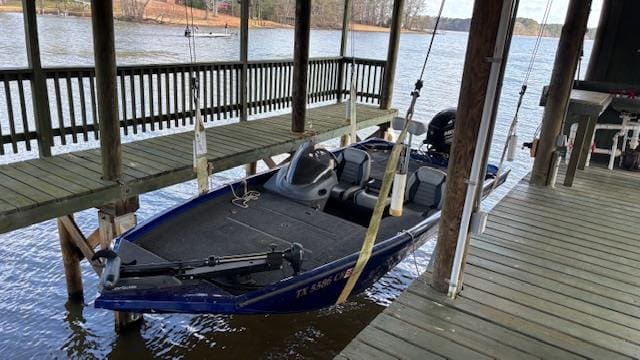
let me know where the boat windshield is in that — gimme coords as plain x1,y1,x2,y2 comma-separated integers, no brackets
286,142,333,185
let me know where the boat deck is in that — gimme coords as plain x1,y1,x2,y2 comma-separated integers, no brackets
0,103,396,234
338,165,640,359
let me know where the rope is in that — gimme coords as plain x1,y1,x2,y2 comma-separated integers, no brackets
418,0,446,81
491,0,553,190
229,180,261,208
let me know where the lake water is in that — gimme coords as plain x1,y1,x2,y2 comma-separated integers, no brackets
0,12,592,359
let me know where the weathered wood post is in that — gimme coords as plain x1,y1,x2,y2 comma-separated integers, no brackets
380,0,404,111
22,0,52,157
337,0,351,104
431,0,508,293
291,0,311,133
530,0,592,186
91,0,122,181
240,0,256,175
58,217,83,301
338,0,352,147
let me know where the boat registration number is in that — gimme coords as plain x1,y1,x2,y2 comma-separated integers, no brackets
295,267,353,298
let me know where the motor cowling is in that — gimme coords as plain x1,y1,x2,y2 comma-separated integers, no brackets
424,108,456,154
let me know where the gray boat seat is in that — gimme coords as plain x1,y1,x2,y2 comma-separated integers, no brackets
354,188,391,210
330,147,371,201
405,166,447,216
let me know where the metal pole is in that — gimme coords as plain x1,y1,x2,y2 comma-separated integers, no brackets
530,0,592,186
91,0,122,181
430,0,507,294
291,0,311,133
22,0,52,157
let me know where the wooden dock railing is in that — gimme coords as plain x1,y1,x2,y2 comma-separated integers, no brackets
0,56,386,156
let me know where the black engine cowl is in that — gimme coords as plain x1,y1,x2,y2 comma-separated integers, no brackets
424,108,456,154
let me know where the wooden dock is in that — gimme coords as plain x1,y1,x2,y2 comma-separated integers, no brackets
0,103,395,234
339,165,640,359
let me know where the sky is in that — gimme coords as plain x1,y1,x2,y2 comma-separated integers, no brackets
423,0,604,28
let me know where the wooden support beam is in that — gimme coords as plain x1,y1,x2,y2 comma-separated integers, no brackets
262,157,278,169
380,0,404,110
431,0,506,293
98,197,141,332
530,0,592,187
22,0,52,157
240,0,249,122
564,115,590,186
91,0,122,181
291,0,312,133
58,217,83,301
59,215,101,275
336,0,352,104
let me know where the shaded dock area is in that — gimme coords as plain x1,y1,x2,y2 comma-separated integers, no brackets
0,103,395,233
339,166,640,359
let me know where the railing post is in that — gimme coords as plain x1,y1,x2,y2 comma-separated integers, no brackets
336,0,352,104
22,0,52,157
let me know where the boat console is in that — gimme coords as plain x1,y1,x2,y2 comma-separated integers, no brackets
264,141,338,210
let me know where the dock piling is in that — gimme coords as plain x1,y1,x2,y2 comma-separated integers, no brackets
530,0,592,186
57,217,84,301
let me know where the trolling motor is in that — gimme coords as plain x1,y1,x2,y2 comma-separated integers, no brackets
94,243,305,290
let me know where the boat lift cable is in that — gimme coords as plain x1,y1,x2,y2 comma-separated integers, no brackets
184,1,209,195
491,0,553,192
336,0,447,305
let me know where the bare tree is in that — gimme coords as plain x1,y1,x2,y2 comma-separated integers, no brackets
121,0,151,20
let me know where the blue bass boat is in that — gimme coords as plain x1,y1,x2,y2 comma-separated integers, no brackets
94,119,507,314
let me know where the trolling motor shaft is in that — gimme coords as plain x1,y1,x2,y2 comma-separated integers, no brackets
95,243,305,290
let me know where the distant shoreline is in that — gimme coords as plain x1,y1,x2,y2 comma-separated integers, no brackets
0,4,433,34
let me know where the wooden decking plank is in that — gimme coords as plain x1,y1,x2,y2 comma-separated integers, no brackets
468,247,640,307
495,199,640,242
385,300,541,360
503,193,640,232
74,150,149,179
1,165,72,199
122,143,188,170
458,284,640,358
511,185,640,217
470,239,640,293
0,197,17,214
490,208,640,254
371,314,493,360
12,162,93,195
484,224,640,271
467,258,640,319
476,233,640,283
396,291,583,360
488,209,640,258
339,340,398,360
355,326,445,360
0,172,53,205
466,265,640,330
409,282,631,360
36,157,109,188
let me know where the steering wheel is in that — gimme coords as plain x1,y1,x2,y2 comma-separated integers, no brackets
311,148,338,168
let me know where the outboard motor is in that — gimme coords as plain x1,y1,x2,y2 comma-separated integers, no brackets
264,141,338,209
424,108,456,155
